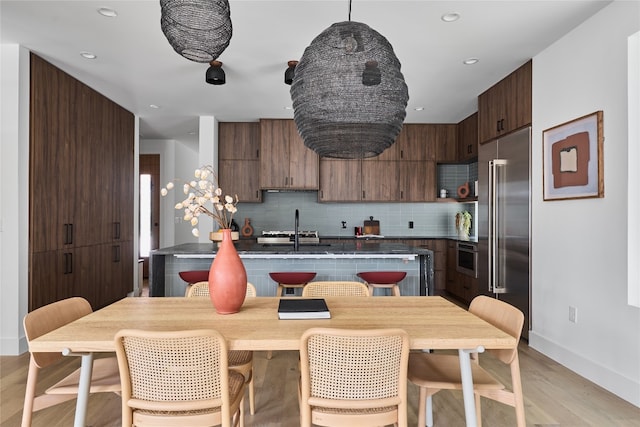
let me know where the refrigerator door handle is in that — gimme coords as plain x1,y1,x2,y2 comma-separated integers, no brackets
489,159,507,293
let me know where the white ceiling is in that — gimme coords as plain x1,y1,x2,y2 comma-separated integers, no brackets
1,1,611,147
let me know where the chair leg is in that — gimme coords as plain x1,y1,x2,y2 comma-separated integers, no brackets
511,355,526,427
475,393,482,427
249,375,255,415
21,358,38,427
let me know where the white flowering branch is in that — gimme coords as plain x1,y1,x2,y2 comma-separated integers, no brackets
161,165,239,237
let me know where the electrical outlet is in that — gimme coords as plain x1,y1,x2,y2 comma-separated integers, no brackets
569,306,577,323
409,221,414,229
285,288,295,295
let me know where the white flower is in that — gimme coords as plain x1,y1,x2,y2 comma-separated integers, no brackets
161,164,239,237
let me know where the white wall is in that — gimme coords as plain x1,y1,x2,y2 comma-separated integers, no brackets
530,1,640,406
140,139,198,248
0,45,30,355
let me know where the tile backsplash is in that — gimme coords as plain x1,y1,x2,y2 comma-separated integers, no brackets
235,191,477,238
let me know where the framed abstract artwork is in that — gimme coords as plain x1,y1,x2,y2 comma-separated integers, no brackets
543,111,604,201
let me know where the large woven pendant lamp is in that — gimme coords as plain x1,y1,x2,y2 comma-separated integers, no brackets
160,0,232,63
290,3,408,159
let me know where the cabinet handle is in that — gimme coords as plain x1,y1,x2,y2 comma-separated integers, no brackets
400,190,404,199
63,252,73,274
401,150,404,159
284,177,288,186
113,222,121,240
290,177,293,186
67,223,73,245
362,190,366,199
255,190,259,199
113,245,120,262
256,149,260,159
496,120,501,132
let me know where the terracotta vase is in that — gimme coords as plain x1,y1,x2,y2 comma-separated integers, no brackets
208,229,247,314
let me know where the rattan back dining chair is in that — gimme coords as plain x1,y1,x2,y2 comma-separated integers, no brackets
185,281,256,416
21,297,121,427
407,295,526,427
114,329,245,427
186,281,256,298
301,281,370,297
299,327,410,427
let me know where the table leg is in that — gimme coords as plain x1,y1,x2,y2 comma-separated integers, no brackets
74,353,94,427
458,347,483,427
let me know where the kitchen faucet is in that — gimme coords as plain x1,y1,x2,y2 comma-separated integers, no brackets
294,209,299,251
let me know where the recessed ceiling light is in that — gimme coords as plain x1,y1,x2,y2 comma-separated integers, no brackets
284,106,293,110
441,12,460,22
97,7,118,18
463,58,479,65
149,104,160,109
414,107,425,111
80,51,97,59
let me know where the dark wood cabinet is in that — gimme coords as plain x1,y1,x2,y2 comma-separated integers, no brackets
319,124,445,202
398,161,436,202
362,161,398,201
29,53,134,311
419,239,447,293
218,122,262,202
318,159,362,202
457,112,478,162
260,119,318,190
433,124,459,163
478,60,532,144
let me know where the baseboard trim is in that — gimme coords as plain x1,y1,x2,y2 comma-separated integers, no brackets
529,331,640,407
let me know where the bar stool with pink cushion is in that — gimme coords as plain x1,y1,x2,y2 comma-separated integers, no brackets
356,271,406,296
179,270,209,296
269,272,317,296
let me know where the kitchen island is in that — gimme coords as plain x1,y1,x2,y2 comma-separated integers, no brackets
150,241,433,297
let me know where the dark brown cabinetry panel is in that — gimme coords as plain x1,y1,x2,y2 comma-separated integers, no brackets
318,159,362,202
478,60,532,144
218,122,262,202
433,124,459,163
457,112,478,162
29,53,134,311
260,119,318,190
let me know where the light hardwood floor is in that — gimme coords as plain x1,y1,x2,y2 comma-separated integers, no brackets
2,343,639,426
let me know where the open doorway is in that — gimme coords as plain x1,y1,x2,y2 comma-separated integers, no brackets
139,154,160,278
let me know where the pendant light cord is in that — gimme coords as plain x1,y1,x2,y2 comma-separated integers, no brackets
348,0,352,21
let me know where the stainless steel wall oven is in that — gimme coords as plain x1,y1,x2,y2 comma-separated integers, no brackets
456,242,478,277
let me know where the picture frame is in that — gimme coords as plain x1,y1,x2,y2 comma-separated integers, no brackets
543,111,604,201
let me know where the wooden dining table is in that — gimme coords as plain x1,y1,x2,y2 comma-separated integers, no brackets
30,296,516,427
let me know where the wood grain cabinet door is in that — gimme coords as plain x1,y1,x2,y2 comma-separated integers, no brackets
318,159,362,202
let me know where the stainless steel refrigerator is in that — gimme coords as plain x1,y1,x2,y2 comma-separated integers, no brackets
478,126,531,339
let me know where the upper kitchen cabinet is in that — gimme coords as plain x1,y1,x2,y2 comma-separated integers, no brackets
433,124,459,163
477,60,532,144
260,119,318,190
318,159,362,202
218,122,262,202
398,161,436,202
457,112,478,162
374,124,450,161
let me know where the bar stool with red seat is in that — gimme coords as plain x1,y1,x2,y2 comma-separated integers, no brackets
269,272,316,296
356,271,406,296
179,270,209,296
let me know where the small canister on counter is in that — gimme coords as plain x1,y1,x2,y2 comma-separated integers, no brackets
355,226,363,236
440,189,448,198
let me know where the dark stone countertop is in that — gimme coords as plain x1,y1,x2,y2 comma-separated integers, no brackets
151,241,434,256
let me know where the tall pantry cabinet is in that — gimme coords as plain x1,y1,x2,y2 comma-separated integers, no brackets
29,54,134,311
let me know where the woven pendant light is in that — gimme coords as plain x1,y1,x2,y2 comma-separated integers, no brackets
160,0,232,63
290,20,409,159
